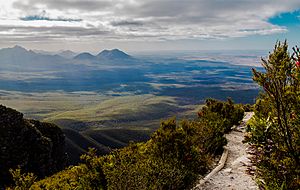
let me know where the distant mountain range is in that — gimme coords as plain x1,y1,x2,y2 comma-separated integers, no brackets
0,45,134,71
74,49,133,61
34,49,77,59
0,45,67,71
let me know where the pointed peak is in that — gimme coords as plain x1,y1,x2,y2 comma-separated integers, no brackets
0,45,31,54
97,49,132,59
111,48,121,52
12,45,27,51
73,52,96,60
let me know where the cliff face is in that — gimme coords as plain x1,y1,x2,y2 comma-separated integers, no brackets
0,105,67,185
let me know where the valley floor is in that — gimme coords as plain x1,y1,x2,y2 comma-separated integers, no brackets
193,112,258,190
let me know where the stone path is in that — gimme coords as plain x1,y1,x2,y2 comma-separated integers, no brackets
193,112,258,190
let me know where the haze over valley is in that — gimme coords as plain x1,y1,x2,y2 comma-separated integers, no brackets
0,45,263,160
0,45,261,122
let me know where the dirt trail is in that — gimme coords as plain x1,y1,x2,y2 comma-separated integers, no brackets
193,112,258,190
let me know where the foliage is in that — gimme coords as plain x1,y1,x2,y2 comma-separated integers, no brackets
243,104,254,112
27,148,106,190
8,99,244,189
198,98,245,133
246,41,300,189
7,169,36,190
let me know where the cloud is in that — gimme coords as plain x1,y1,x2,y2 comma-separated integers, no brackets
20,11,82,22
110,20,144,27
13,0,113,12
1,0,300,46
20,15,82,22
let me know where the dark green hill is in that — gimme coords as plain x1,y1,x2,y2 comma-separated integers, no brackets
62,127,151,164
62,128,111,165
82,129,151,149
0,105,67,186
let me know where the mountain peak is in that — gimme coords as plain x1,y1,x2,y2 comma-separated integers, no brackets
57,50,77,59
97,49,132,60
0,45,32,56
73,52,96,60
12,45,27,51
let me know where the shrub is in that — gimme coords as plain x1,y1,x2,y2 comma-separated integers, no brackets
198,98,245,133
29,148,106,190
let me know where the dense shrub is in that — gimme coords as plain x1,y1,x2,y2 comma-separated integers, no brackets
198,98,245,133
8,99,244,189
246,41,300,189
243,104,254,112
28,149,106,190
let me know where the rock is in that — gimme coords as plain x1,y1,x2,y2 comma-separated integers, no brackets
231,155,250,168
223,168,232,174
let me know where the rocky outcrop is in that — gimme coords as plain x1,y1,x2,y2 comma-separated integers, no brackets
0,105,67,185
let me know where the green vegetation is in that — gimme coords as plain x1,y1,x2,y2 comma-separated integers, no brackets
7,99,244,189
245,41,300,189
43,95,179,123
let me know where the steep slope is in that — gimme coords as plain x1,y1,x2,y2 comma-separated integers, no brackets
62,128,111,165
62,127,151,164
0,105,67,186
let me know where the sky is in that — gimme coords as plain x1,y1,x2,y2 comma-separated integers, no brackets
0,0,299,52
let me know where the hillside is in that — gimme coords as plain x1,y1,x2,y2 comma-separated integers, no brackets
0,105,67,186
63,128,151,165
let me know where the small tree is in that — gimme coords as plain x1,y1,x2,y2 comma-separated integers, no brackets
252,41,299,164
249,41,300,189
8,169,36,190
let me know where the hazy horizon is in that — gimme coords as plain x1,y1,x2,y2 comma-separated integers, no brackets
0,44,271,55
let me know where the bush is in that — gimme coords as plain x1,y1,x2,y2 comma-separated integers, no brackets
103,118,211,189
29,148,106,190
198,98,245,133
243,104,254,112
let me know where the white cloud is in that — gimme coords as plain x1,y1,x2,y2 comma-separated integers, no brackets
0,0,299,48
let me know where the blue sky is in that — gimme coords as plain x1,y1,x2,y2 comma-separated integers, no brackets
267,10,300,47
269,10,300,26
0,0,299,52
